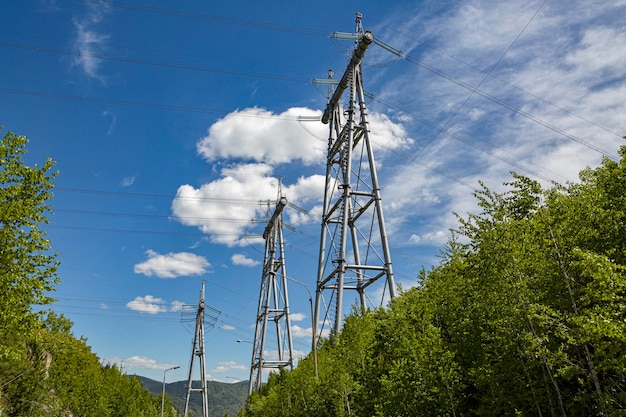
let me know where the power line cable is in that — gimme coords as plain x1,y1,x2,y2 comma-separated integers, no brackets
46,223,240,237
368,94,571,187
399,52,618,160
3,38,616,175
0,41,310,84
54,186,264,204
413,0,548,160
366,9,624,141
75,0,329,38
54,208,264,224
0,86,324,121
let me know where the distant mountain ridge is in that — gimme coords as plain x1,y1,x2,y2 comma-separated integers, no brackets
135,375,248,417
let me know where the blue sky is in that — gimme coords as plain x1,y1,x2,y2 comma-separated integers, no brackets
2,0,625,385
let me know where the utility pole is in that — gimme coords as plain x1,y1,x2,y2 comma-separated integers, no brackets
249,183,295,394
183,281,219,417
313,13,396,346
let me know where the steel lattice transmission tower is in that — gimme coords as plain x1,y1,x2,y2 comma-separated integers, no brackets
249,188,294,394
182,281,219,417
313,14,396,342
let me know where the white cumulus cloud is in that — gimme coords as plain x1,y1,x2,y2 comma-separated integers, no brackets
171,164,323,247
409,230,448,245
291,324,312,338
171,164,277,247
231,253,260,267
126,295,168,314
104,355,179,371
134,249,210,278
126,295,186,314
289,312,306,322
196,107,326,165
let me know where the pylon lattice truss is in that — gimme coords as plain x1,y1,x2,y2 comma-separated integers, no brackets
313,16,396,340
249,191,294,394
182,281,220,417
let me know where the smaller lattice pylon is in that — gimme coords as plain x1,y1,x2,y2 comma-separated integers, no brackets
248,191,295,394
182,281,220,417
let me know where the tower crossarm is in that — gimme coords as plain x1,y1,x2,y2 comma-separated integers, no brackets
322,31,374,124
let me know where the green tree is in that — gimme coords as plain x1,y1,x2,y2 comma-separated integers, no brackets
41,331,108,416
0,128,59,416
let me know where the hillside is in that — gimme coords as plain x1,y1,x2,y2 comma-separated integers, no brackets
136,376,248,417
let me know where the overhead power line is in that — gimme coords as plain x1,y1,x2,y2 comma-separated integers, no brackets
0,86,230,115
54,186,266,204
76,0,328,37
0,87,322,120
0,41,310,83
366,16,625,141
2,17,617,193
54,208,263,224
362,35,619,161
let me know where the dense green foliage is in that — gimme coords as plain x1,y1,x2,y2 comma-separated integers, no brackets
246,148,626,416
0,129,58,373
0,129,178,416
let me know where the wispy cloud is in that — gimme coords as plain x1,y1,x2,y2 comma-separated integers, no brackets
71,2,110,81
121,175,136,187
101,110,117,134
134,249,210,278
364,0,626,251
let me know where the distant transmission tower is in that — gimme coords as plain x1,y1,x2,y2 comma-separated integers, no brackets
182,281,220,417
313,13,396,342
249,184,294,394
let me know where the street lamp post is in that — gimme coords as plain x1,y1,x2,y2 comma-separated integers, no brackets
161,365,180,417
285,275,318,378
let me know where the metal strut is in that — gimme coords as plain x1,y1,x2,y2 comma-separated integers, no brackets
313,15,396,347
